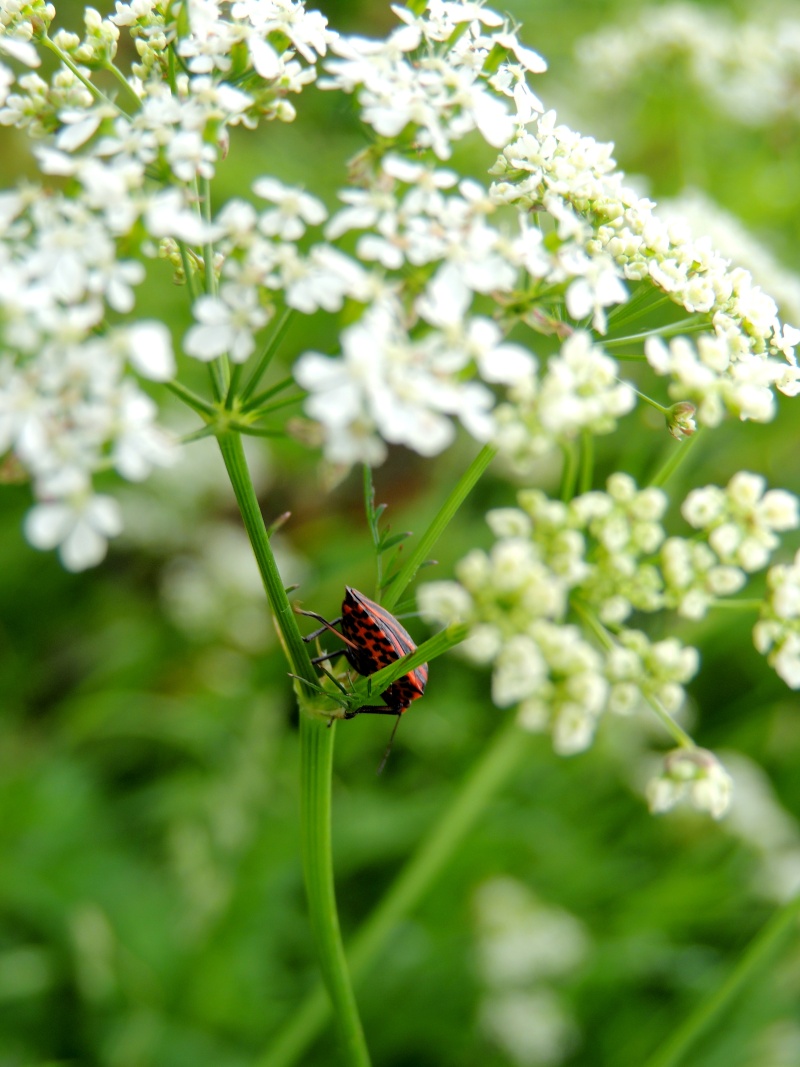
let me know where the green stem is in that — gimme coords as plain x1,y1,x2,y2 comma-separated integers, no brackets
198,176,229,402
225,361,244,409
605,315,707,346
241,373,296,413
177,240,200,302
259,715,529,1067
709,598,762,612
643,893,800,1067
381,444,496,611
573,602,695,749
631,386,670,416
244,393,305,419
643,694,695,750
229,425,284,438
165,379,215,416
347,624,469,710
218,431,369,1062
215,431,315,690
560,440,578,503
648,429,702,489
240,306,294,404
103,61,142,111
300,716,372,1067
578,431,594,494
41,38,120,111
180,425,217,444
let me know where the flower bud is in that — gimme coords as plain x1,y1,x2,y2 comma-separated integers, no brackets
666,401,696,440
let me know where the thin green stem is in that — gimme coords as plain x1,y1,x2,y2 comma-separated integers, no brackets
578,430,594,494
259,715,530,1067
180,425,217,445
347,624,469,711
177,240,200,303
631,386,670,416
381,444,496,611
300,716,371,1067
643,694,695,750
363,465,382,590
709,598,763,612
643,893,800,1067
560,440,578,503
103,62,142,111
41,38,120,111
574,602,695,750
197,177,229,402
165,379,215,416
244,392,305,419
605,315,707,346
648,429,702,489
240,307,294,404
215,431,316,690
225,361,244,409
229,425,284,438
241,373,296,413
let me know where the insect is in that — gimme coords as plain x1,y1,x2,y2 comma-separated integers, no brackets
297,587,428,766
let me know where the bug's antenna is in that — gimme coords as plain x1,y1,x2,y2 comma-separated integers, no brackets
376,714,402,776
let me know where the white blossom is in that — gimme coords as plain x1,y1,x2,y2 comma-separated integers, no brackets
647,748,733,820
682,473,799,573
25,482,124,572
184,285,270,363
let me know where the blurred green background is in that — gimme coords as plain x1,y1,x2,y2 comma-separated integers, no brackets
2,1,800,1065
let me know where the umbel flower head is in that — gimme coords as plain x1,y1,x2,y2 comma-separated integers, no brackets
1,0,799,574
418,475,703,757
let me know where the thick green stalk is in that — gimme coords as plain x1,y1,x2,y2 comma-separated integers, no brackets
382,444,496,612
218,431,370,1065
643,893,800,1067
259,715,530,1067
300,716,371,1067
216,431,316,689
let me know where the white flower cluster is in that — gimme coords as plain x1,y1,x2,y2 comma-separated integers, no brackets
321,1,546,161
490,112,800,413
645,333,795,427
493,331,636,473
682,472,799,573
659,538,745,620
3,0,334,212
575,5,800,128
292,135,635,467
606,630,698,717
291,149,547,465
0,190,176,570
419,474,701,755
754,549,800,689
661,191,800,324
0,0,335,567
647,747,733,820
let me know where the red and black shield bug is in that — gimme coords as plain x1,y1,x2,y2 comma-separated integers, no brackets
297,587,428,768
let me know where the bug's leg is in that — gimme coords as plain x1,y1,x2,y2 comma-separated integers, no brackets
295,609,343,643
344,704,403,718
309,650,345,666
377,713,402,776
